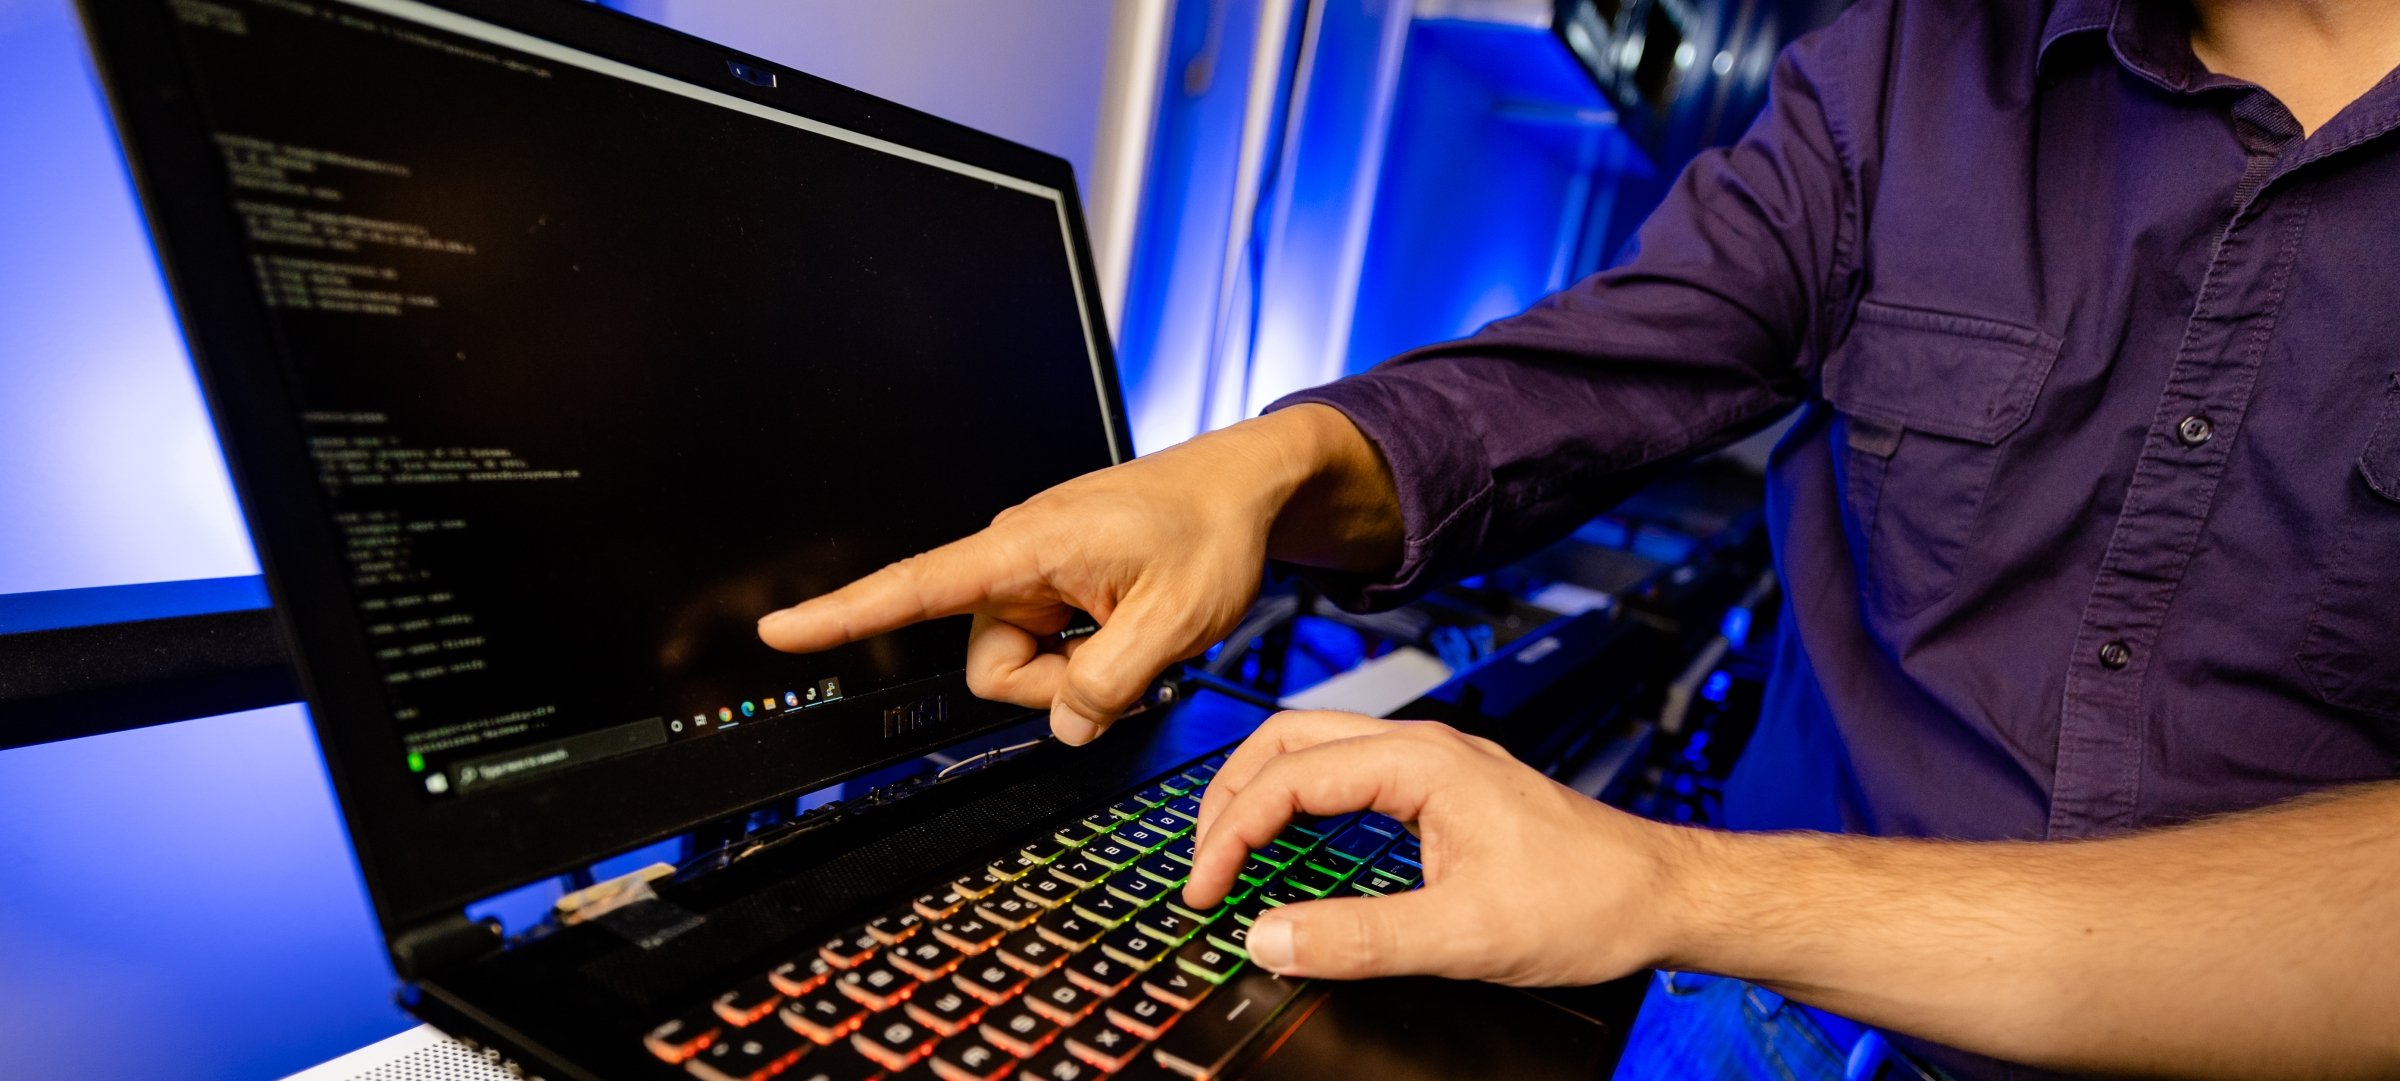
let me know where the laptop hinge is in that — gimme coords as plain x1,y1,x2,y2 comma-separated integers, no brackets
392,913,502,982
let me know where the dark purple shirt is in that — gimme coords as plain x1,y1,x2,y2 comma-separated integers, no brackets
1279,0,2398,1071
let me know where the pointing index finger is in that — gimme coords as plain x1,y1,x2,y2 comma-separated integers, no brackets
756,540,1000,654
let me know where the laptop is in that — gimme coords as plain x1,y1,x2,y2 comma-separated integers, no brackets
75,0,1635,1077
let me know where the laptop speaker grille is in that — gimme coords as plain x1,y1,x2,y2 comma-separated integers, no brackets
343,1036,514,1081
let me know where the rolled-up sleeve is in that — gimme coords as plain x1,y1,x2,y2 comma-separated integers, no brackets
1269,24,1862,609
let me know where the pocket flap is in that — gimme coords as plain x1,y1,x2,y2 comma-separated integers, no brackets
1823,301,2064,445
2361,374,2400,503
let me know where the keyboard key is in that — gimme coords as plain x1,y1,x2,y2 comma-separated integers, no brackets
1142,966,1212,1010
713,976,783,1027
869,910,925,945
644,1009,721,1064
1389,838,1422,865
835,961,917,1011
980,1003,1061,1057
1305,853,1362,881
891,937,965,980
1072,891,1139,928
686,1020,806,1081
1172,940,1243,985
1162,795,1202,820
989,852,1041,881
1228,900,1270,927
1097,925,1174,970
997,927,1069,975
1049,857,1109,887
1113,825,1170,851
969,999,1056,1061
933,916,1005,954
1234,855,1280,885
781,987,869,1045
1351,871,1411,896
953,869,1008,900
1163,897,1230,928
853,1013,941,1072
929,1033,1014,1081
1132,853,1188,886
1134,785,1172,806
772,954,838,997
1024,972,1098,1025
1157,774,1195,795
1106,872,1168,905
1132,855,1190,888
915,889,968,921
1159,838,1196,865
1022,835,1070,864
1368,854,1422,885
1035,910,1105,949
1270,826,1317,854
1357,813,1406,837
1137,809,1190,837
906,985,987,1037
1083,840,1140,868
1017,872,1080,909
1105,987,1182,1040
977,893,1040,930
1282,864,1343,897
1063,950,1137,995
1062,1013,1144,1072
820,929,881,969
1206,921,1252,957
955,957,1031,1005
1255,882,1310,908
1135,906,1201,944
1021,1046,1100,1081
1247,846,1292,870
1285,815,1340,838
1108,797,1150,819
1150,966,1306,1079
1054,818,1106,846
1324,825,1391,863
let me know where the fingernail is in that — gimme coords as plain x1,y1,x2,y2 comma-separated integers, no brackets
1051,705,1100,746
1250,915,1296,972
757,609,793,630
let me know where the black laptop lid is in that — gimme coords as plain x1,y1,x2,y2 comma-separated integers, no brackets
78,0,1131,940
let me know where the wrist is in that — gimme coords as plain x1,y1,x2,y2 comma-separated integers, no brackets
1641,819,1749,974
1252,404,1403,572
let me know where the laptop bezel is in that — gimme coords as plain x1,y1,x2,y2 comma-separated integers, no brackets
74,0,1136,945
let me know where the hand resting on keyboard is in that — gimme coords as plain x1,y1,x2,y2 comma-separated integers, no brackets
1185,709,1682,987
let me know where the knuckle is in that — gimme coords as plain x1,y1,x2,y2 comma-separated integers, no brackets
1346,904,1401,973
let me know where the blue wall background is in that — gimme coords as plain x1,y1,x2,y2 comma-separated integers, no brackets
0,706,411,1080
0,0,257,598
0,1,407,1076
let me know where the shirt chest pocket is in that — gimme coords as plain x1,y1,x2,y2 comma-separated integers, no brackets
1821,302,2063,623
2297,373,2400,719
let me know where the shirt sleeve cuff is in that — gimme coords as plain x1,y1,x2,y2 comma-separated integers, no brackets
1264,375,1495,612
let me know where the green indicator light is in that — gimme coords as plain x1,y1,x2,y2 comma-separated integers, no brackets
407,752,425,773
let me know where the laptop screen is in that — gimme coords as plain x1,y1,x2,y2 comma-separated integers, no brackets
141,0,1121,808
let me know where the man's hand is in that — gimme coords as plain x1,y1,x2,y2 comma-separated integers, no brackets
1182,710,1679,985
756,406,1402,745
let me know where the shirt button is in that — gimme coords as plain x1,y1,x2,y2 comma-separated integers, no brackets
2098,640,2132,669
2176,415,2214,446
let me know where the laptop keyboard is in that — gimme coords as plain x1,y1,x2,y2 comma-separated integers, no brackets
643,751,1426,1080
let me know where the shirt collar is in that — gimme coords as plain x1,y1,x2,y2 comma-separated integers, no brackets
2037,0,2248,95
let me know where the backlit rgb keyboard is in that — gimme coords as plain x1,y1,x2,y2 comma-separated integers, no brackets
641,752,1425,1080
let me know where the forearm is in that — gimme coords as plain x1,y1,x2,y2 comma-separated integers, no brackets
1654,783,2400,1078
